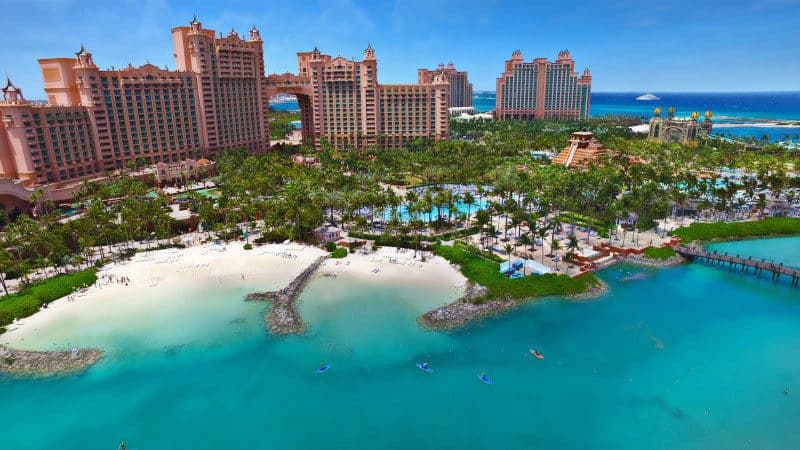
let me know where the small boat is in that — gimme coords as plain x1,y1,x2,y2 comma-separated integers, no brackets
636,93,661,101
315,363,330,374
478,372,492,385
529,349,544,360
416,362,433,373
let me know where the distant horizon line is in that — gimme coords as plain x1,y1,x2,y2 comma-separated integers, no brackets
472,90,800,95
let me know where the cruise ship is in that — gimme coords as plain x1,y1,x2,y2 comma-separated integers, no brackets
636,93,661,101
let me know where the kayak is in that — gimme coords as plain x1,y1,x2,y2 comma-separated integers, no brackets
416,362,433,373
315,364,330,374
529,349,544,360
478,373,492,385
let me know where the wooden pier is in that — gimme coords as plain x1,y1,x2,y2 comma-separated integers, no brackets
674,246,800,286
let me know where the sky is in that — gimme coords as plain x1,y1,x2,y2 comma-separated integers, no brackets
1,0,799,98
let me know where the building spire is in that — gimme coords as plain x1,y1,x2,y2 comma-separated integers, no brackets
364,43,375,60
3,75,16,91
248,24,262,42
2,75,25,104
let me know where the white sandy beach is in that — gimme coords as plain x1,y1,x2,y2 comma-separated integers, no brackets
0,242,467,351
319,246,467,288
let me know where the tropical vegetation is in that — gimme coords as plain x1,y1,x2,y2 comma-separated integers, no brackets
0,269,97,332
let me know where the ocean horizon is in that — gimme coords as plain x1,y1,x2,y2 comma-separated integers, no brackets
273,91,800,143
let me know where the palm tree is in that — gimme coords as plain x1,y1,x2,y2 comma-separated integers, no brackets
537,226,548,265
503,243,515,270
475,209,491,250
463,191,476,225
517,233,531,260
566,234,581,265
551,239,562,271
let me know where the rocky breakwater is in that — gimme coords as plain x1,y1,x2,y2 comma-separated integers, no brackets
419,283,518,330
245,256,326,334
568,279,609,300
625,254,685,268
0,345,102,377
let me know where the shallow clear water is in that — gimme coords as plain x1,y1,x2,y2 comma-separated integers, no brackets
2,239,800,449
707,237,800,270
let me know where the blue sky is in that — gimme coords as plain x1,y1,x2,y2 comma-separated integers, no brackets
2,0,799,98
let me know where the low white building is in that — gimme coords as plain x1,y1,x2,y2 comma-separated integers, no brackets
313,224,342,244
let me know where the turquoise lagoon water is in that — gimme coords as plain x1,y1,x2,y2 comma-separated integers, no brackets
2,239,800,449
707,236,800,270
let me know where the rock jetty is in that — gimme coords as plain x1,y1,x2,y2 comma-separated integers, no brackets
0,345,102,377
420,277,611,329
245,256,326,334
625,254,685,268
419,283,518,330
568,279,609,300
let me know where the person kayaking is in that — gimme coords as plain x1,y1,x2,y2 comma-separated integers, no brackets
529,349,544,360
416,361,433,373
316,361,330,374
479,372,492,385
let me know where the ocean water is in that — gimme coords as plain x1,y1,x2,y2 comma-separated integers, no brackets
274,92,800,142
473,91,800,122
588,92,800,143
2,238,800,449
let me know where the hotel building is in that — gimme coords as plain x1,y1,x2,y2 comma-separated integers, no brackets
418,63,473,108
495,50,591,121
1,18,268,205
301,46,450,150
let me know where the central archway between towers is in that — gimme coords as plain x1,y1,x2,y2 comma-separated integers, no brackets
265,74,314,147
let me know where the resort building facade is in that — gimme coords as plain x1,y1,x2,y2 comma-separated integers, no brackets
0,18,269,207
495,50,591,121
418,63,473,108
299,46,450,150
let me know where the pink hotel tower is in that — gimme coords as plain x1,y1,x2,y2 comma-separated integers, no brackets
279,46,450,150
1,18,451,207
1,18,270,204
495,50,591,120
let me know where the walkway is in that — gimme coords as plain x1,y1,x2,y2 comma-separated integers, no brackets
675,245,800,286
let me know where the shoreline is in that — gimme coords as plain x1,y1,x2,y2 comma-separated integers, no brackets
1,244,467,359
419,283,516,331
418,278,610,330
0,243,328,353
5,231,791,362
0,345,102,377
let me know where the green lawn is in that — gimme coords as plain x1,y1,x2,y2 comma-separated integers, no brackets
0,269,97,330
671,218,800,243
433,244,598,303
330,248,348,258
643,246,676,260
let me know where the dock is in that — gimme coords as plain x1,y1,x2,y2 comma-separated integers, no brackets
674,245,799,286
